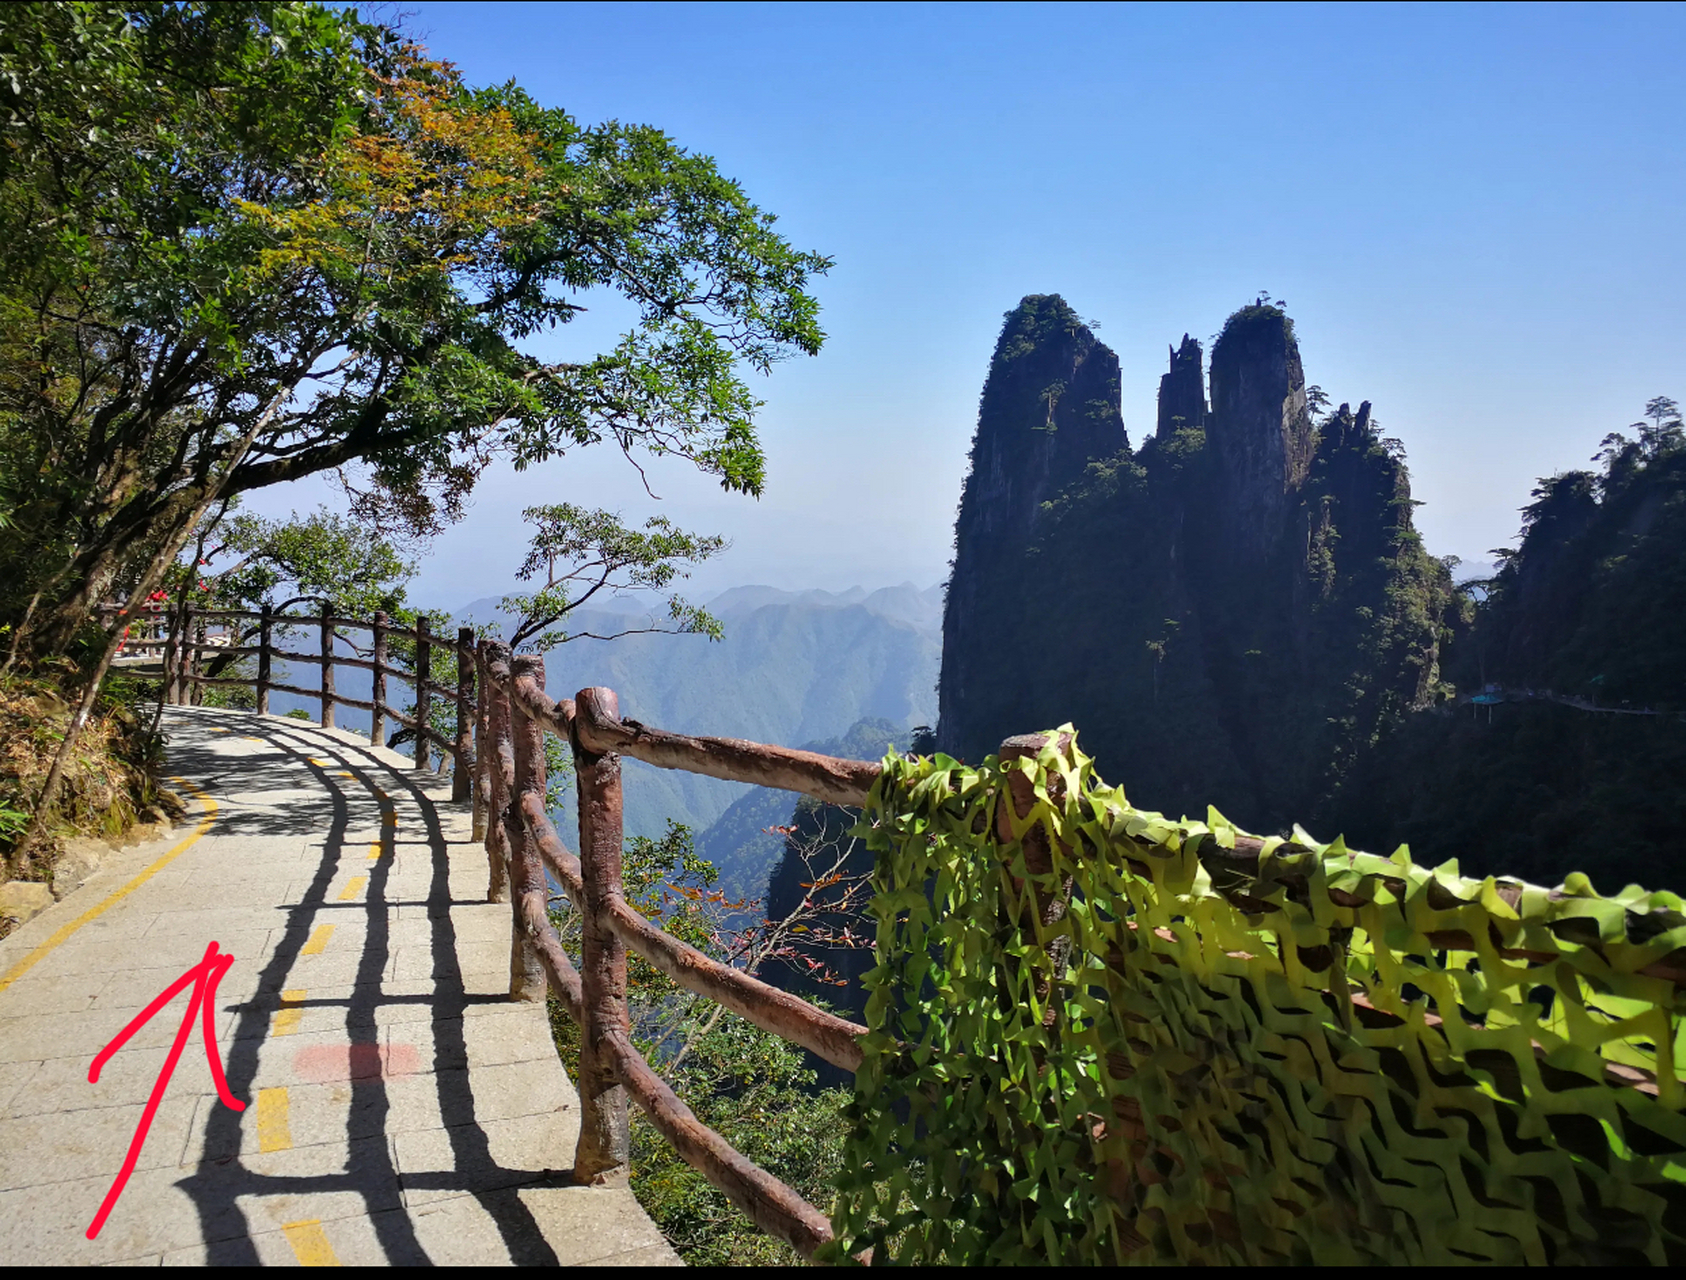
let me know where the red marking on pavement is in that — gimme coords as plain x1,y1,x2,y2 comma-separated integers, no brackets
290,1042,420,1083
84,941,244,1240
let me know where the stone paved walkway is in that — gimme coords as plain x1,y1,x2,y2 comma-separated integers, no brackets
0,707,678,1266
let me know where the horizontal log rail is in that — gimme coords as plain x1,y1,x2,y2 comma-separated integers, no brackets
106,598,884,1257
109,601,476,782
478,643,870,1259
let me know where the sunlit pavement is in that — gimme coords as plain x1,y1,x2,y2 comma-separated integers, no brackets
0,706,677,1266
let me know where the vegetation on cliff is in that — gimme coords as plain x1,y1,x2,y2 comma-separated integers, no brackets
1331,397,1686,890
939,296,1455,835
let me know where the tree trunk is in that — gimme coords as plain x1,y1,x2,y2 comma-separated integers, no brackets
23,484,206,658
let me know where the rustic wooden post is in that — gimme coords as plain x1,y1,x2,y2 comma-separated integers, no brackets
995,731,1077,1030
370,610,388,747
452,626,475,802
415,615,432,770
162,607,179,706
574,685,631,1184
472,640,490,845
257,604,273,715
505,653,548,1002
190,615,206,706
483,642,510,904
319,599,335,728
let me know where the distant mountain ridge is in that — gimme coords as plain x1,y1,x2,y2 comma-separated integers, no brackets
451,581,942,842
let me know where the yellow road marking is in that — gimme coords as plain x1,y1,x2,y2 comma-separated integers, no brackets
337,771,353,779
273,989,307,1037
337,876,367,902
256,1087,292,1153
281,1218,341,1266
244,736,264,743
367,840,382,863
382,809,397,826
301,925,335,955
0,779,216,996
309,758,329,767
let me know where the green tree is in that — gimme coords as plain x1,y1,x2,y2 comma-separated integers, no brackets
499,504,727,651
0,1,829,658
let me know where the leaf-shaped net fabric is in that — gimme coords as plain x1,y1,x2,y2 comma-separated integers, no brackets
827,730,1686,1265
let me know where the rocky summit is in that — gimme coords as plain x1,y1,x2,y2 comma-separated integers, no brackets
937,294,1455,836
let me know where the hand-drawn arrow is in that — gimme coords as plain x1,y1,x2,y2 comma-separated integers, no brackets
85,940,245,1240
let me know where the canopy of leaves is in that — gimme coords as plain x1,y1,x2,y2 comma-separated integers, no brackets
0,1,828,655
209,507,415,619
499,503,726,650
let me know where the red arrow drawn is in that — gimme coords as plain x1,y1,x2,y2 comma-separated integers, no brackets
85,940,245,1239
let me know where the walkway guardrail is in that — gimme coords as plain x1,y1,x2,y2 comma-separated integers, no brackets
100,603,477,798
475,642,873,1258
101,603,867,1258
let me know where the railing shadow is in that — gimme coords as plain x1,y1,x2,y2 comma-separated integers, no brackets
168,711,560,1265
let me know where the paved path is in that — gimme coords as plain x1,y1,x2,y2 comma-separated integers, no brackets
0,707,678,1266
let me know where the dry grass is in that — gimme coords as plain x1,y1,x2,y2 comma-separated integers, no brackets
0,667,172,886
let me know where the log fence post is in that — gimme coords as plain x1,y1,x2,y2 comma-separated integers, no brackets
415,615,432,770
371,609,388,747
190,614,206,706
257,604,273,716
453,626,474,802
319,599,335,728
505,652,547,1001
472,640,490,845
162,607,178,705
574,684,631,1184
484,642,510,904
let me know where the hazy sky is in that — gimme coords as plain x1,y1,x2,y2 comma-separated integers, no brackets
249,1,1686,608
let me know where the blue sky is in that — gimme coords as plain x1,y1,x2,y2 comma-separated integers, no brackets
253,1,1686,606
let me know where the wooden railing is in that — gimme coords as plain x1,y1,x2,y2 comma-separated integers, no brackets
104,603,477,797
108,603,877,1258
476,642,872,1258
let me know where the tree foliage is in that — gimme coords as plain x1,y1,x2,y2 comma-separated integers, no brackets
1333,397,1686,890
0,1,828,656
498,504,726,651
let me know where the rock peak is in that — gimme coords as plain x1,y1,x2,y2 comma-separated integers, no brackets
1207,303,1313,562
1156,333,1207,437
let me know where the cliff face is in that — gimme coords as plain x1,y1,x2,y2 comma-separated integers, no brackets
1325,427,1686,892
937,297,1454,833
1207,307,1314,563
937,296,1125,755
1156,334,1207,436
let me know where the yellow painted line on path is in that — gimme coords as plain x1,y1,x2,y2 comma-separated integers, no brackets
0,778,217,996
256,1087,292,1153
337,771,353,779
367,840,383,863
281,1218,341,1266
337,876,367,902
301,925,335,955
273,989,307,1036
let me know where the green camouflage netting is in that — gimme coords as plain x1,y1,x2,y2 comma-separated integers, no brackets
828,730,1686,1265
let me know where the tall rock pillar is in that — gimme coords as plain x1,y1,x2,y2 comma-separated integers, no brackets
936,294,1126,760
1155,334,1207,437
1205,306,1313,562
